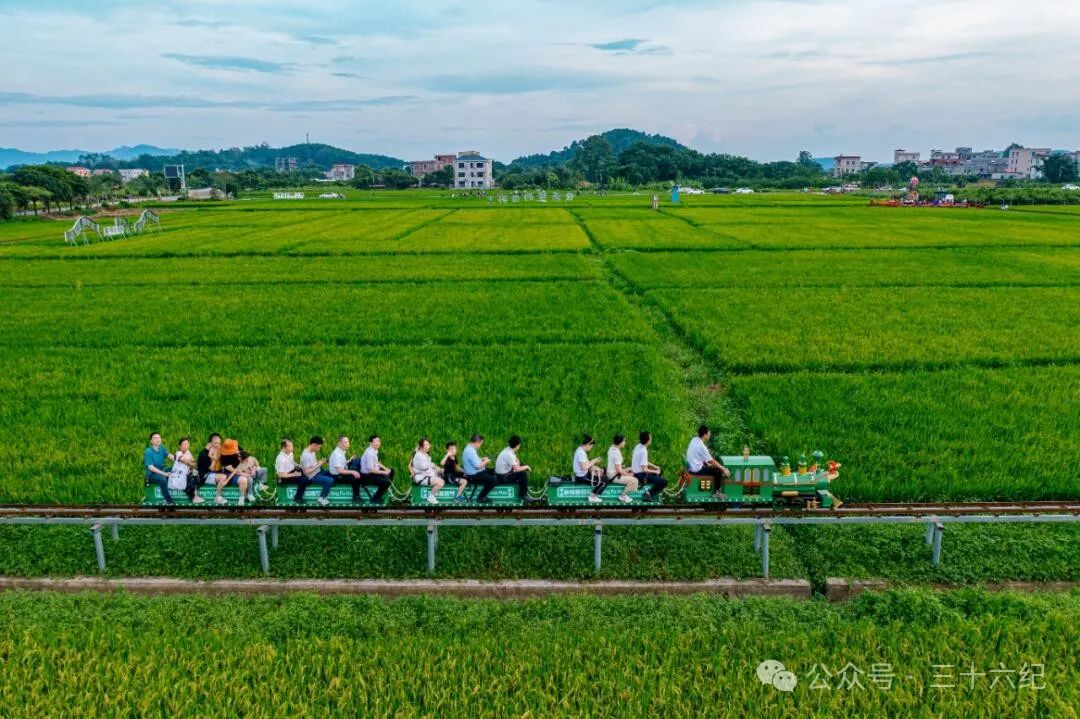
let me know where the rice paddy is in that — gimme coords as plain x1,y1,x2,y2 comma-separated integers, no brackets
0,191,1076,507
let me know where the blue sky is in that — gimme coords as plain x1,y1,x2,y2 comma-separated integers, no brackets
0,0,1078,162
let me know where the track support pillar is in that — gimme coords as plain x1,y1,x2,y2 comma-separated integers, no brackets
271,524,279,550
427,521,438,574
753,522,762,552
761,521,771,579
110,522,119,542
257,525,270,575
932,522,944,566
91,523,106,572
925,520,935,546
593,523,603,572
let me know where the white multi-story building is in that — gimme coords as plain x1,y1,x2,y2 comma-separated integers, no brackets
325,164,355,181
1007,148,1050,179
454,151,494,189
119,168,149,183
832,155,862,177
893,149,921,164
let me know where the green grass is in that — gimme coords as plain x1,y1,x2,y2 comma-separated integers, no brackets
0,343,687,504
0,196,1076,515
728,365,1080,501
0,589,1076,717
649,286,1079,372
0,253,602,287
0,281,652,349
609,247,1080,289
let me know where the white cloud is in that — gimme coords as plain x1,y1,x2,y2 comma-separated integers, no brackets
0,0,1078,161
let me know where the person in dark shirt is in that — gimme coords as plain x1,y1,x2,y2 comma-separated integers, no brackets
439,442,469,504
197,433,222,485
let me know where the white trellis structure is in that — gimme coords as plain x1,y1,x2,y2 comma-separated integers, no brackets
64,209,161,246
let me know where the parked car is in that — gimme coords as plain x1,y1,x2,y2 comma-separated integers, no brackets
710,187,731,194
1063,184,1080,191
734,187,754,194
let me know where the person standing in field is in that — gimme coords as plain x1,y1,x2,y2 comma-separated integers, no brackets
297,436,333,505
631,431,667,502
495,435,539,503
439,442,470,504
462,434,497,504
143,431,175,505
358,435,393,503
329,435,363,501
603,434,639,504
170,436,204,504
410,437,445,504
686,425,730,497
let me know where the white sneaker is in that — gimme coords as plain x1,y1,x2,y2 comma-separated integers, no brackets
246,493,255,502
191,496,205,504
427,494,439,504
317,497,330,506
238,496,245,507
214,496,228,505
587,493,603,503
618,494,633,504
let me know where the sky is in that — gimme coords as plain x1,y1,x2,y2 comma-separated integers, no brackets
1,0,1078,162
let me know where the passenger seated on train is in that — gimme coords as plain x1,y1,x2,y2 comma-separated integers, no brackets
631,431,667,502
411,437,466,505
496,435,541,504
358,435,393,503
462,434,497,504
238,446,268,492
686,425,730,498
573,435,602,486
329,436,363,502
439,442,470,503
197,433,223,488
274,438,302,483
143,431,176,506
170,436,204,504
217,438,253,506
599,433,638,504
297,436,333,505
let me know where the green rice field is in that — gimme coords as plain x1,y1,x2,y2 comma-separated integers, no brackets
0,191,1077,506
0,588,1075,717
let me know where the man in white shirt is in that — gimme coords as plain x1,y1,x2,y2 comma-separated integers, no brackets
358,435,393,503
631,431,667,502
495,435,540,503
275,438,302,481
595,433,638,504
686,425,730,498
296,436,334,505
329,435,363,501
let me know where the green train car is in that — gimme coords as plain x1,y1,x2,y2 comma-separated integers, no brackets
409,483,522,507
142,483,252,506
546,476,655,507
682,454,839,509
275,481,390,508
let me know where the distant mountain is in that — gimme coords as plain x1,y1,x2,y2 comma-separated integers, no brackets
0,144,177,169
510,128,687,168
84,142,404,173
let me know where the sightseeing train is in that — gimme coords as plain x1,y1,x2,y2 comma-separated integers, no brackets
143,452,841,511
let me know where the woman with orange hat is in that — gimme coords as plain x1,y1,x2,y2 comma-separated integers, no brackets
215,438,252,506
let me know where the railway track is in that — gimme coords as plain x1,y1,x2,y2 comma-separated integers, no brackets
2,500,1079,521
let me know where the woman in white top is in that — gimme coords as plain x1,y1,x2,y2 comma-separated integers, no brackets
595,433,638,504
411,437,445,504
170,437,204,504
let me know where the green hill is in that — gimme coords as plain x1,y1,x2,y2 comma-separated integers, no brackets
510,128,686,168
